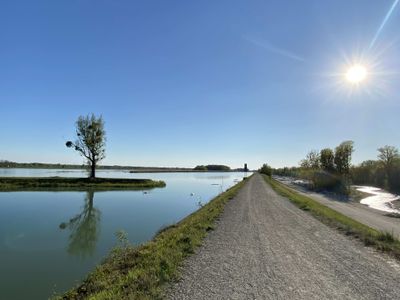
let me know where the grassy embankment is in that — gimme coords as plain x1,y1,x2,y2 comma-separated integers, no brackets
56,177,249,300
263,175,400,259
0,177,166,191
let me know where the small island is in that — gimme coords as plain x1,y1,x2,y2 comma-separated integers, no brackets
0,115,166,192
0,177,166,191
193,164,231,171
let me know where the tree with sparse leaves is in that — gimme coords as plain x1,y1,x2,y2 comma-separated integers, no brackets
300,150,320,169
334,141,354,175
378,145,399,175
377,145,399,189
66,114,106,179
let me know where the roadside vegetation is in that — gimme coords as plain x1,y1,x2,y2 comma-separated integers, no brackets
296,141,354,194
263,175,400,259
56,178,248,300
0,177,165,191
259,163,272,177
267,142,354,194
272,142,400,196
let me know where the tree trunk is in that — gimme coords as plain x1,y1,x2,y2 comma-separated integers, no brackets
87,190,94,209
90,161,96,179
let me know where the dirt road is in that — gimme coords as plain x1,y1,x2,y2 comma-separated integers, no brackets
168,174,400,299
275,176,400,238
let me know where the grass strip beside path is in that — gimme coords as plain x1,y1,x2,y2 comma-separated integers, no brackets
0,177,166,191
263,175,400,260
57,177,249,300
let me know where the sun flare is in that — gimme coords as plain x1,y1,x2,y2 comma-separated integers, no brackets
345,65,368,84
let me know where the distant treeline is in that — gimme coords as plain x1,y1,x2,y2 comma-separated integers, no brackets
267,143,400,194
0,161,88,169
351,146,400,193
0,160,238,172
193,165,231,171
0,160,191,171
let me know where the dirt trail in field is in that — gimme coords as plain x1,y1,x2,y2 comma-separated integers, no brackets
168,173,400,300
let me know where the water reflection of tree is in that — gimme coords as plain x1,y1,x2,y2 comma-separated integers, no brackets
59,190,101,258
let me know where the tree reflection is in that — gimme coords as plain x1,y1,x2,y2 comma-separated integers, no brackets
59,190,101,258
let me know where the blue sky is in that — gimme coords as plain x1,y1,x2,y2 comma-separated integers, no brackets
1,0,400,168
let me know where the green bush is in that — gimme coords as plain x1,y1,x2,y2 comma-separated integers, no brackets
259,164,272,177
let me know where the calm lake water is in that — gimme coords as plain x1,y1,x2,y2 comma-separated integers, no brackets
0,169,249,299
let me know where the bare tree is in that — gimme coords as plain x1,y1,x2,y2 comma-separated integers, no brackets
378,145,399,180
66,114,106,178
378,145,399,169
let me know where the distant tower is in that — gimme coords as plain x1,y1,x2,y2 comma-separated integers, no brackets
244,163,248,172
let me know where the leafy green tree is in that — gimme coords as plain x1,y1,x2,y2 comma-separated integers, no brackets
334,141,354,175
66,114,106,178
259,163,272,177
320,148,335,172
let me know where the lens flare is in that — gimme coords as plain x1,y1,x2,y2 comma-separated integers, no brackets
345,65,368,84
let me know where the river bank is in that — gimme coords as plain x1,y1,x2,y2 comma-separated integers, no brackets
56,177,248,299
0,171,247,299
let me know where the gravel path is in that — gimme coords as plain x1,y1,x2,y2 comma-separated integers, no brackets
168,173,400,300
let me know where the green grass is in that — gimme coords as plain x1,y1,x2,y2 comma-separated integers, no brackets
55,177,248,300
263,175,400,259
0,177,166,191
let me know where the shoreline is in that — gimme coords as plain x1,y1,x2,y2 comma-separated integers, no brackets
56,177,248,299
0,177,166,191
0,167,247,174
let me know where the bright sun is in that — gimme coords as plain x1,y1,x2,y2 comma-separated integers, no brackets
345,65,368,84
